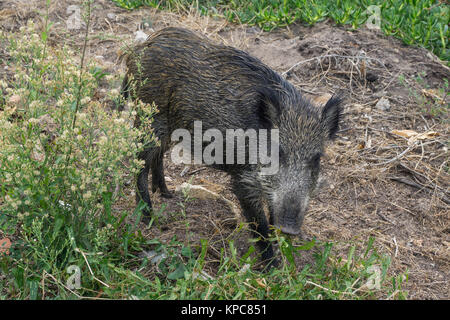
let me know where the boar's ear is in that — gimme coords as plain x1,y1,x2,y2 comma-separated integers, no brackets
321,95,342,139
256,87,281,127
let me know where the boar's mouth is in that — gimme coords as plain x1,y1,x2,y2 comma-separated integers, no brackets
279,225,301,236
273,215,302,236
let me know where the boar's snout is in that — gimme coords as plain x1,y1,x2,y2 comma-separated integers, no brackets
279,225,301,236
272,193,307,236
274,215,302,236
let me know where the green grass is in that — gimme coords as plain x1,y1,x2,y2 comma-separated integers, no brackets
110,0,449,64
91,235,407,300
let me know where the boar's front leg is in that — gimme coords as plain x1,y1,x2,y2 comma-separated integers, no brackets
231,176,278,269
150,146,172,198
136,144,172,220
136,146,154,220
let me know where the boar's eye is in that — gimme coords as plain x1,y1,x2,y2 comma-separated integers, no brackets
279,147,287,164
310,153,321,168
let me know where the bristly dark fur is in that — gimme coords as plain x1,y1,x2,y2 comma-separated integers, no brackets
122,27,342,268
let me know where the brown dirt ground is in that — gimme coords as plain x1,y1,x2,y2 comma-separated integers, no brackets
1,0,449,299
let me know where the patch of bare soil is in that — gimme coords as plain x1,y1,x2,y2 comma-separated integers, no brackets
1,0,448,299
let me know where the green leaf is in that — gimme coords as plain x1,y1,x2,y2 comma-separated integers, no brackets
13,266,25,289
181,246,193,258
28,280,39,300
70,100,77,112
346,245,356,270
53,217,64,241
295,239,316,251
240,245,255,264
167,263,186,280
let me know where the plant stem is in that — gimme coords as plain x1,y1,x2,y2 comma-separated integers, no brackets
72,0,92,130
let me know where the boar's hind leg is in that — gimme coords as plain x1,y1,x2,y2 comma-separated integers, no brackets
231,178,278,269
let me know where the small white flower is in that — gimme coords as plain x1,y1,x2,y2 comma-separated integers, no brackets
98,136,108,145
83,191,92,200
80,97,91,105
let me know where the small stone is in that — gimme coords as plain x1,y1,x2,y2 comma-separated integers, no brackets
175,183,220,201
375,97,390,111
134,30,148,44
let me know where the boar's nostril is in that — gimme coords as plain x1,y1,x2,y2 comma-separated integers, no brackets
275,215,302,235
